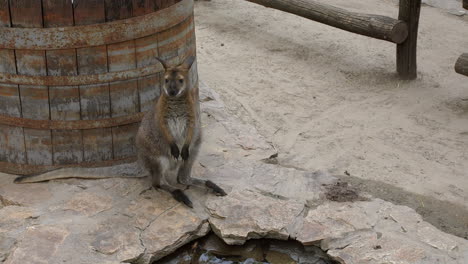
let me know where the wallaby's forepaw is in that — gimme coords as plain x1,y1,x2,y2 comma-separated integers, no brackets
181,145,189,160
170,143,180,160
172,190,193,208
206,180,227,196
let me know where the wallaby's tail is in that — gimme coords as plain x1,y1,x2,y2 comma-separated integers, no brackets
14,162,147,184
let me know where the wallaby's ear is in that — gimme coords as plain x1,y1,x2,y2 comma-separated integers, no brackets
180,56,196,70
155,57,168,71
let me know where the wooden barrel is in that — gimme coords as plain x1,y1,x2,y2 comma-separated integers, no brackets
0,0,198,175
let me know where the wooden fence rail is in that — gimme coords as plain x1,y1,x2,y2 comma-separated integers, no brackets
245,0,422,80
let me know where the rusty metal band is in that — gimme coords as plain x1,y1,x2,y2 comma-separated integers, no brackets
0,157,138,176
0,112,145,130
0,63,164,86
0,0,193,50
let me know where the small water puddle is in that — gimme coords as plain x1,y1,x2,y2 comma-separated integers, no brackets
158,233,338,264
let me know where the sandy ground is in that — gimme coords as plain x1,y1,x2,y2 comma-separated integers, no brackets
193,0,468,236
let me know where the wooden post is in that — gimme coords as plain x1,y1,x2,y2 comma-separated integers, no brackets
397,0,421,80
245,0,408,44
455,53,468,77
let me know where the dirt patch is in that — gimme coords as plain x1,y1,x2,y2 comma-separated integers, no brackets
323,180,367,203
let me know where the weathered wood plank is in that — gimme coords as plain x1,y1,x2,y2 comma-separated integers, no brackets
108,40,139,116
47,49,81,121
9,0,43,27
11,0,53,166
397,0,421,80
15,50,49,120
137,74,161,112
47,50,83,164
132,0,156,16
136,34,161,111
0,9,26,164
51,129,83,164
135,34,160,68
154,0,180,11
184,15,196,63
112,123,139,159
107,37,139,158
44,1,83,165
0,0,10,26
75,0,114,162
105,0,133,21
455,53,468,77
157,17,193,66
0,124,26,163
109,78,139,115
23,128,53,165
42,0,74,27
0,50,21,117
75,15,110,122
246,0,408,44
73,0,106,26
82,128,113,161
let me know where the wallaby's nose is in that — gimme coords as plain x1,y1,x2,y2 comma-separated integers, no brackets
169,89,178,96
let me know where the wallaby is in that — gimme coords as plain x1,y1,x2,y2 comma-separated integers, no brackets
136,56,226,208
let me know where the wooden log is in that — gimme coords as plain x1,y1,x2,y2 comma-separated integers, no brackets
397,0,421,80
245,0,408,44
455,53,468,77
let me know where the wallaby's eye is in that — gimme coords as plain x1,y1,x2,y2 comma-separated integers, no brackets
178,79,184,84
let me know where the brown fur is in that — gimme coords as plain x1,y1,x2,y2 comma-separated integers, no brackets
136,57,226,208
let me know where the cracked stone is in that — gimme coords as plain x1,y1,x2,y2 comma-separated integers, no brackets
62,192,113,216
4,225,69,264
324,229,455,264
206,189,305,245
0,176,51,206
0,206,39,226
298,200,468,263
90,218,144,261
297,200,383,245
124,190,179,230
141,204,210,261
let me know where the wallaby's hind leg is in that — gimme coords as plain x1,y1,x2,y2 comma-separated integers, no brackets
144,156,193,208
140,155,162,188
154,172,193,208
204,180,227,196
177,158,227,196
157,182,193,208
